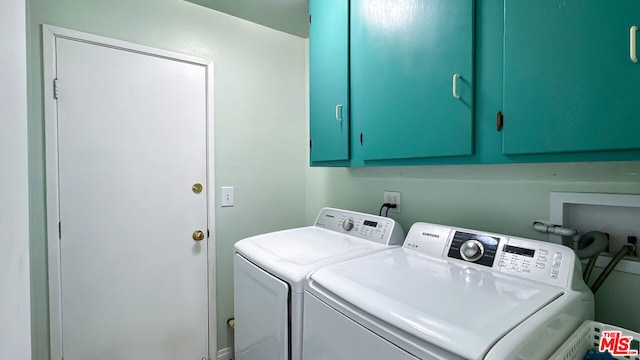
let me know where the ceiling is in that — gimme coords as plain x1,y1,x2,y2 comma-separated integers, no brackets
185,0,309,38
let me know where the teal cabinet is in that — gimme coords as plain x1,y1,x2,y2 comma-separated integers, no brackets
503,0,640,155
309,0,640,166
309,0,350,162
351,0,474,161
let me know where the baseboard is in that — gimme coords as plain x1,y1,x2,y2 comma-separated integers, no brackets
217,347,233,360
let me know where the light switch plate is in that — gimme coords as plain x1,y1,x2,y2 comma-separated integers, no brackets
221,186,234,207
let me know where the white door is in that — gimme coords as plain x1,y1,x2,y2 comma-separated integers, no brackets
53,36,210,359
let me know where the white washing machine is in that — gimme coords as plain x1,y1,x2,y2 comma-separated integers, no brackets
233,208,404,360
303,222,595,360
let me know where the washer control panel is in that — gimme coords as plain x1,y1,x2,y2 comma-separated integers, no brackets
497,236,573,287
404,222,576,287
447,231,501,267
314,208,405,246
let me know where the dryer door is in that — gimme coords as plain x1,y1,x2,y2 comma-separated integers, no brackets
234,253,289,360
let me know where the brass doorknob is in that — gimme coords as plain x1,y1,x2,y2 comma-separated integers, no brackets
192,230,205,241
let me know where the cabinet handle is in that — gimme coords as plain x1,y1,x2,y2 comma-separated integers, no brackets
631,26,638,63
335,104,343,122
496,111,504,132
452,74,461,99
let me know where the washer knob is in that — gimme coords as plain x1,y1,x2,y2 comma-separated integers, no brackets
460,240,484,262
342,218,354,231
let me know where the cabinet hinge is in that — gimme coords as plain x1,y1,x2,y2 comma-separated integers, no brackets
309,14,312,24
54,79,60,99
309,139,312,149
207,229,210,238
360,132,363,145
58,221,62,239
496,111,504,132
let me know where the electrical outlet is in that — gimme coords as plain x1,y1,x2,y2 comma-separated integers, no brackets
383,191,401,214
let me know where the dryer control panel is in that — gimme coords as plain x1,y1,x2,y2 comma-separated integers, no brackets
314,208,405,246
404,222,577,288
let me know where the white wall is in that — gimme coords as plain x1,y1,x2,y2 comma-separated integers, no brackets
0,0,32,359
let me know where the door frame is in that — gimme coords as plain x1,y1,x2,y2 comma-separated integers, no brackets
42,24,216,360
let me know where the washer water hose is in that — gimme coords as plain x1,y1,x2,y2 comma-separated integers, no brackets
590,244,635,294
573,231,636,293
583,255,598,282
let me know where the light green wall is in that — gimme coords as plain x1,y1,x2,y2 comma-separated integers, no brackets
306,164,640,237
27,0,307,357
185,0,309,38
306,163,640,331
1,0,31,358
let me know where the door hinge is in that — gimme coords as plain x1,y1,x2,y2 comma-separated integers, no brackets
309,139,312,149
54,79,60,99
207,229,210,238
309,14,312,24
58,221,62,239
360,132,363,145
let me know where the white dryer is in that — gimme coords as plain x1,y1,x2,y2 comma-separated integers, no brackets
233,208,404,360
303,222,594,360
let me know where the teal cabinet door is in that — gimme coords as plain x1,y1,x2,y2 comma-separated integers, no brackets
309,0,350,162
351,0,474,161
503,0,640,155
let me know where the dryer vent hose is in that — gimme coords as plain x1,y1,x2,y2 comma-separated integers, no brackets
227,318,235,331
575,231,609,260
